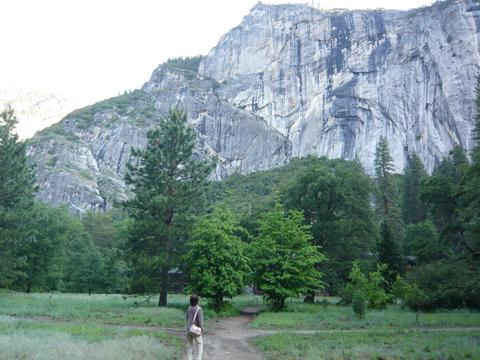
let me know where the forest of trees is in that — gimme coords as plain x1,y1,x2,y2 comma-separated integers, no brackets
1,79,480,311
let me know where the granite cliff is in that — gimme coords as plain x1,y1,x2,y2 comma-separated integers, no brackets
27,0,480,213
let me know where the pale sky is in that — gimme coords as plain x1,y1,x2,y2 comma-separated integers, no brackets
1,0,434,104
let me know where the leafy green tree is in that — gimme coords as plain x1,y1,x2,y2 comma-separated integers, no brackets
184,208,250,310
340,261,391,309
250,203,325,310
391,275,428,322
352,290,367,319
282,158,377,294
405,220,443,263
402,154,428,225
124,108,213,306
378,221,403,284
0,106,36,288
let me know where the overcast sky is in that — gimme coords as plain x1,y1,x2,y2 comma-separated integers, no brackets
1,0,434,103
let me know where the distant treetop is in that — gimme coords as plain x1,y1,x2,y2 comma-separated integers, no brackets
164,56,204,72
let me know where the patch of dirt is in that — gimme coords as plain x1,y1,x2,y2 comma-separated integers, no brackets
203,315,265,360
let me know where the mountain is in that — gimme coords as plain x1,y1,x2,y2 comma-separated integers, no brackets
0,88,87,139
27,0,480,213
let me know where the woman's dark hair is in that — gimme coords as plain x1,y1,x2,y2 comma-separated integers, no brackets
190,294,199,306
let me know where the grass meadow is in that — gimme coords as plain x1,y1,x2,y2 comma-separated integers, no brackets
254,330,480,360
0,314,181,360
1,291,480,359
250,302,480,330
252,300,480,359
0,290,263,359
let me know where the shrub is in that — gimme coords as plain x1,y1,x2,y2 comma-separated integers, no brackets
340,261,391,309
352,291,367,319
405,260,480,310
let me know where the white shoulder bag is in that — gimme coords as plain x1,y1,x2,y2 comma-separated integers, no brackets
188,306,202,336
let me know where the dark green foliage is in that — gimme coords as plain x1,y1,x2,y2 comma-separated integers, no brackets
378,221,403,284
164,56,204,72
208,156,379,295
405,220,443,263
421,147,467,254
184,208,250,310
352,291,367,319
402,153,428,225
250,203,325,310
458,76,480,260
123,108,213,306
0,106,37,288
391,274,429,320
7,203,110,294
17,203,69,292
62,216,104,294
82,210,130,293
281,158,377,294
405,260,480,310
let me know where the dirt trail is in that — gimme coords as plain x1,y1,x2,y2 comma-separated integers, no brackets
203,315,264,360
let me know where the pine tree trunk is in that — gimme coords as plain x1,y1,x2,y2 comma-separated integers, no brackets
158,267,169,307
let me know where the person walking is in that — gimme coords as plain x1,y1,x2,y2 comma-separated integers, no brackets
186,294,204,360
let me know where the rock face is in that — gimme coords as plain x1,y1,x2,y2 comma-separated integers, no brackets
200,0,480,174
27,0,480,213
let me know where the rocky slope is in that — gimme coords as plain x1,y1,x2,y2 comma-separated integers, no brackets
27,0,480,213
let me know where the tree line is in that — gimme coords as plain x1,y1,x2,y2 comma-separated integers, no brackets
1,79,479,311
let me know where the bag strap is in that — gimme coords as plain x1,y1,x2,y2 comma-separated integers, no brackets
192,306,200,324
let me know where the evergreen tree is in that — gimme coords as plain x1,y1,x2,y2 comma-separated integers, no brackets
402,153,428,225
378,222,403,284
63,225,104,294
18,203,69,292
250,203,325,310
405,220,443,264
374,137,403,234
0,106,36,288
459,76,480,260
184,208,250,310
421,147,467,254
374,136,396,217
124,108,213,306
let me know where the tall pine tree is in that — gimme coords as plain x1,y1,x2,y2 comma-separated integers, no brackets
0,106,36,288
374,137,403,235
124,108,213,306
402,153,428,225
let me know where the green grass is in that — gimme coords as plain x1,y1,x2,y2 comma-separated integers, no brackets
254,330,480,360
0,291,265,328
251,302,480,330
0,292,186,327
0,315,181,359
